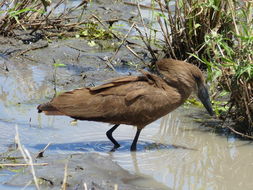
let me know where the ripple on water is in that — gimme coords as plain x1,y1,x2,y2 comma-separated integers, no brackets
31,140,179,153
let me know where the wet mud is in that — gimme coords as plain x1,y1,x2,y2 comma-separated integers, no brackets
4,153,168,190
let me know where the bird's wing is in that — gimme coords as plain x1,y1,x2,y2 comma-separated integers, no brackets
89,74,154,92
39,75,151,117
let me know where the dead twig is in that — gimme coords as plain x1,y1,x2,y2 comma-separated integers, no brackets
108,23,136,68
125,45,146,65
15,125,40,190
157,16,176,58
91,14,138,46
97,56,116,72
0,163,48,167
123,1,162,12
225,125,253,140
65,44,87,53
61,160,69,190
134,25,157,62
83,183,88,190
17,43,48,56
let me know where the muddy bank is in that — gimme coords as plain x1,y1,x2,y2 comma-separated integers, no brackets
3,153,168,190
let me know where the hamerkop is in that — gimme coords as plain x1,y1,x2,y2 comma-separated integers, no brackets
37,58,214,151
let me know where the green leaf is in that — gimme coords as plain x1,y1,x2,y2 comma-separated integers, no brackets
194,23,201,29
88,41,96,47
53,63,66,67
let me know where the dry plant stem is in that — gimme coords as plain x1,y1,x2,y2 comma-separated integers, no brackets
77,0,87,22
108,23,136,65
0,163,48,167
15,126,28,162
157,16,176,58
0,0,8,7
125,45,146,65
228,1,241,46
136,1,149,41
135,1,157,61
134,25,157,62
90,14,146,63
105,61,116,72
90,15,146,66
97,56,116,71
90,14,140,46
226,125,253,140
36,142,51,158
61,160,69,190
66,44,87,52
25,144,41,190
242,82,253,126
15,125,40,190
222,103,253,139
91,14,121,41
123,1,162,11
17,43,48,56
21,180,33,190
46,0,65,18
31,4,67,34
83,183,88,190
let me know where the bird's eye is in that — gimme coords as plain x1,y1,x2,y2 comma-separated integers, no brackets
194,75,201,81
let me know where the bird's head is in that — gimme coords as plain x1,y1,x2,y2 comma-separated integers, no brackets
156,59,214,116
192,70,214,116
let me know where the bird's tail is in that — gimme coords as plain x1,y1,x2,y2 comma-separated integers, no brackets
37,102,64,115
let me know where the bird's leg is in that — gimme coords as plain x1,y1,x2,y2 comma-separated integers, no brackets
106,124,120,151
130,128,142,151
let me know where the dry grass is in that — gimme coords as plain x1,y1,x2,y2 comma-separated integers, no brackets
0,0,88,37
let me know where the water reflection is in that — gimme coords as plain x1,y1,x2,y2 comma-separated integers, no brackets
109,112,253,190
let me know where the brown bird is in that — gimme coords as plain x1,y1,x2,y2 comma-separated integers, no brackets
37,58,214,151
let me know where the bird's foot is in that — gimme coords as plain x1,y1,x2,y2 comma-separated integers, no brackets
130,145,137,152
110,144,120,152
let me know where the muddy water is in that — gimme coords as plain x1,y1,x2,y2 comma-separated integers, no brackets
1,54,253,190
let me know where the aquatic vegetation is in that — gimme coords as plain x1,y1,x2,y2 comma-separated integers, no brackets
78,22,114,40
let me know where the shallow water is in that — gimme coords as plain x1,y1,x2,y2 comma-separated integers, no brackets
1,54,253,190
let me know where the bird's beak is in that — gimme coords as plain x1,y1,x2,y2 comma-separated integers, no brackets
197,84,214,116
